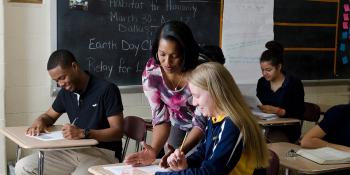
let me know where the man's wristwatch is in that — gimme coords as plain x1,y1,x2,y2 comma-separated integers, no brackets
83,128,90,139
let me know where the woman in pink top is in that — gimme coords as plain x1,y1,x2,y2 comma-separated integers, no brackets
124,21,206,167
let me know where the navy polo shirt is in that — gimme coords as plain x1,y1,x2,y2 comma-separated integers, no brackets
52,73,124,159
319,104,350,147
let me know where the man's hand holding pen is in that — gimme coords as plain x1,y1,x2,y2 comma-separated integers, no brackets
62,117,84,140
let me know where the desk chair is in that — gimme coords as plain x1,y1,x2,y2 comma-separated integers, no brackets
296,102,321,144
121,116,147,161
302,102,321,126
267,149,280,175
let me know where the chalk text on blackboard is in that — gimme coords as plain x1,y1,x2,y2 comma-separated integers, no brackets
166,0,198,17
89,38,118,50
88,57,114,78
109,0,145,9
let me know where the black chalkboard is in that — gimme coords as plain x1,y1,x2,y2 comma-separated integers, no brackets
57,0,222,86
274,0,350,80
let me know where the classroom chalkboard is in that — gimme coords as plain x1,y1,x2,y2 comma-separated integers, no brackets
57,0,222,86
274,0,350,80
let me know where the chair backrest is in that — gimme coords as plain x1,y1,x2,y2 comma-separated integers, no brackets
303,102,321,124
266,150,280,175
121,116,147,161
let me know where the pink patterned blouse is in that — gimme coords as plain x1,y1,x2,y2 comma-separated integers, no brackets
142,58,205,131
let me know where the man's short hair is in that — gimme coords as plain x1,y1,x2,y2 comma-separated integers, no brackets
47,49,77,70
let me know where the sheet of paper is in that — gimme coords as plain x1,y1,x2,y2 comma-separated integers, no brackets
243,95,262,110
104,164,170,175
136,165,169,173
222,0,274,84
251,109,278,120
28,131,64,141
104,165,133,175
243,95,278,120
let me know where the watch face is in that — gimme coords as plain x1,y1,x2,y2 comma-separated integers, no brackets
84,129,90,139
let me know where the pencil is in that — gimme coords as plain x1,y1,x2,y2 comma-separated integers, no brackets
180,132,188,152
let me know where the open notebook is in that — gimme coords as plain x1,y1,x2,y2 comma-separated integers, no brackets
297,147,350,164
243,95,278,120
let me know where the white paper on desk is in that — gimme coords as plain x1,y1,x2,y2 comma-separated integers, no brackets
251,109,278,120
137,165,170,173
243,95,262,111
243,95,278,120
104,165,169,174
28,131,64,141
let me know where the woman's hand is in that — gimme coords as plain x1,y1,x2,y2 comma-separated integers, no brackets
124,142,157,167
167,149,188,171
258,105,277,114
159,143,175,168
258,105,285,116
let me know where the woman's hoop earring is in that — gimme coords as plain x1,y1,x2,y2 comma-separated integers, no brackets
155,53,159,61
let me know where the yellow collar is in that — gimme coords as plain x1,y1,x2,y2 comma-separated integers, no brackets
211,114,226,124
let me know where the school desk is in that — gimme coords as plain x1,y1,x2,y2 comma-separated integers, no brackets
257,117,301,126
0,125,98,175
256,117,301,137
268,142,350,175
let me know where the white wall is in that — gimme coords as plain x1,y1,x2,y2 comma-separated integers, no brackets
4,1,52,165
0,0,6,174
1,1,350,172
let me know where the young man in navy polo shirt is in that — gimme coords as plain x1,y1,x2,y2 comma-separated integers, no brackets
15,49,124,175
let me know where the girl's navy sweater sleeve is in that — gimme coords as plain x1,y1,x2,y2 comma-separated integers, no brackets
156,118,243,175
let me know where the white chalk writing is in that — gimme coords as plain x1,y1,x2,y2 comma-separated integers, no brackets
88,57,114,78
109,0,144,9
88,38,118,50
121,39,152,56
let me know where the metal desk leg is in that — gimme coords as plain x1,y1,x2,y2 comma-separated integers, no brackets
284,168,289,175
16,145,22,163
38,151,45,175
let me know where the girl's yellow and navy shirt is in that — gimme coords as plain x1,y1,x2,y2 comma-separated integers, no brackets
156,115,258,175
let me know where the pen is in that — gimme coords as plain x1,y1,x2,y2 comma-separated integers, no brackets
71,117,78,126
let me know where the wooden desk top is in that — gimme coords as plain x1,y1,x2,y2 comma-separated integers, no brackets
257,117,300,126
268,142,350,174
0,126,98,149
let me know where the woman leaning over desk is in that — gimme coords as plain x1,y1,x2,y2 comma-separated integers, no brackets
124,21,206,167
257,40,305,143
